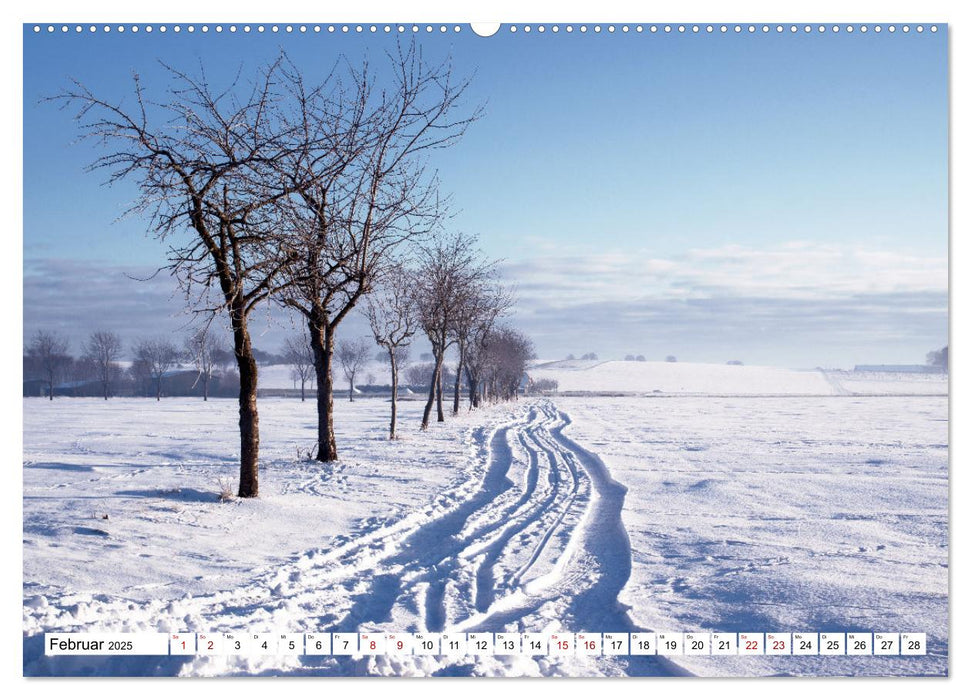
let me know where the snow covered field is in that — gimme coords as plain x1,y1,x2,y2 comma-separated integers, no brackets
23,380,948,676
557,395,948,677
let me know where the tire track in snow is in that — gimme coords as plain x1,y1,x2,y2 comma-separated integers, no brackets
448,401,688,676
329,399,685,675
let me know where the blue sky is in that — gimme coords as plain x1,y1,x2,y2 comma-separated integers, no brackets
23,24,948,368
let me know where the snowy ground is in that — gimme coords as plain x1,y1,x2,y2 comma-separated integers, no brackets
23,379,948,677
556,395,948,677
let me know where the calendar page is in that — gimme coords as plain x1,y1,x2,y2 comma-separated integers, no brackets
21,9,948,680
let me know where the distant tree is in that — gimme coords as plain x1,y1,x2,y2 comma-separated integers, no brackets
420,353,434,362
69,355,98,390
565,354,576,360
185,329,225,401
726,360,744,366
449,272,511,416
367,265,419,439
406,361,452,389
480,327,535,402
580,352,598,361
284,332,315,402
128,357,153,396
337,337,372,402
666,355,678,363
211,346,235,375
927,346,948,372
134,338,179,401
624,354,636,361
635,355,646,362
531,377,559,395
83,330,122,400
251,348,288,366
27,331,71,400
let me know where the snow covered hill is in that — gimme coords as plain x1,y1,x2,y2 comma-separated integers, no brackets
528,360,947,396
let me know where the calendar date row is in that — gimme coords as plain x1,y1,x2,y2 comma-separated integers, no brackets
45,631,928,657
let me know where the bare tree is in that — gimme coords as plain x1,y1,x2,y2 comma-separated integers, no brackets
83,330,122,400
55,58,313,497
284,332,315,401
412,232,506,423
185,329,224,401
464,331,491,409
366,265,418,439
480,327,535,403
449,277,512,415
275,44,479,461
412,232,487,429
531,378,559,395
134,338,179,400
27,331,71,400
337,337,372,402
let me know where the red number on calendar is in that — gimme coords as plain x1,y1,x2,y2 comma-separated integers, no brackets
370,641,376,650
207,641,214,650
585,641,596,650
396,640,404,650
746,640,758,650
773,640,785,650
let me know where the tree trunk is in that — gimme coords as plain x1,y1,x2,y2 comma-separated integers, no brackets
300,379,306,402
48,375,53,401
156,375,162,401
436,365,445,422
103,378,109,401
232,309,260,498
203,372,209,401
421,352,443,431
348,373,355,402
309,312,338,462
389,349,398,440
466,367,478,410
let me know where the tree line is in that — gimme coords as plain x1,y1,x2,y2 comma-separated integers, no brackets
24,329,238,401
51,44,532,498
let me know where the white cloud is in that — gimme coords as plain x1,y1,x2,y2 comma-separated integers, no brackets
504,241,946,306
